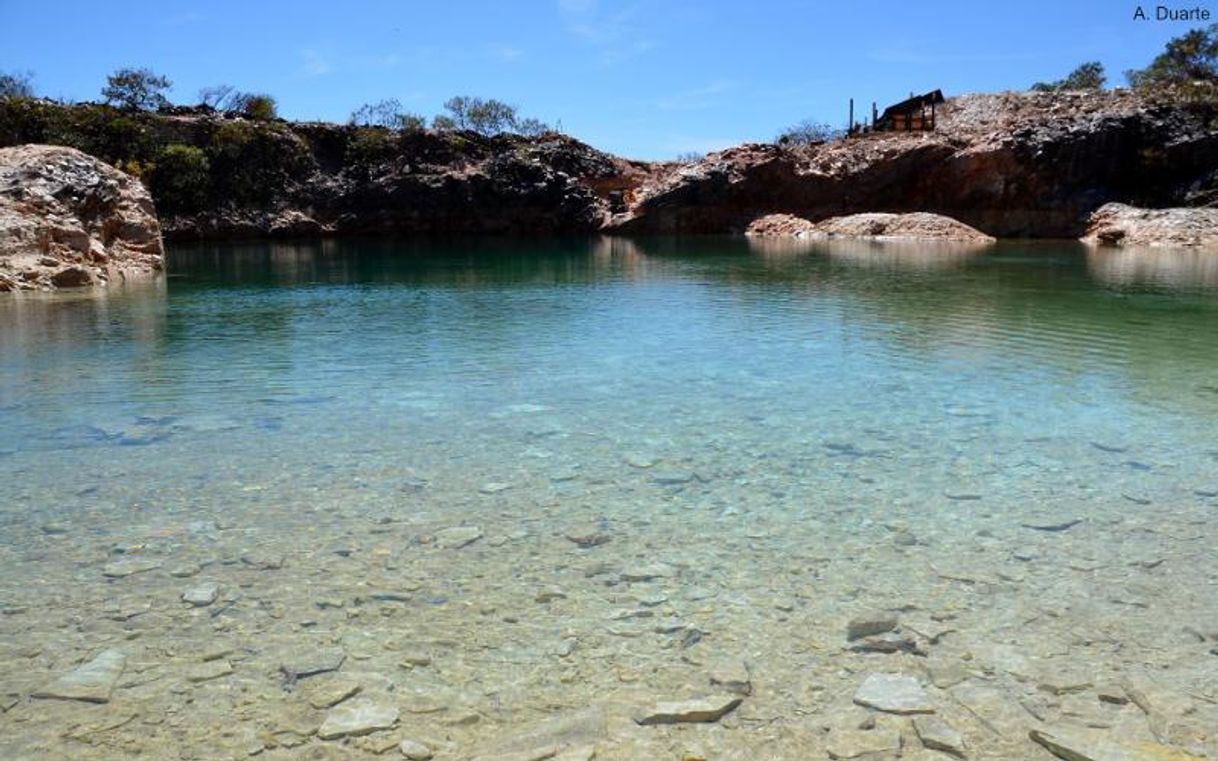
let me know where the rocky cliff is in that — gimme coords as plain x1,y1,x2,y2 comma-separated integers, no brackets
0,145,163,291
0,91,1214,250
607,91,1218,238
0,100,650,241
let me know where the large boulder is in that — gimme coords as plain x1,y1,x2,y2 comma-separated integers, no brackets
0,144,163,291
745,211,994,242
1081,202,1218,249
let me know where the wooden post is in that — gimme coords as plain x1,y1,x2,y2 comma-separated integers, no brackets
872,102,877,129
848,98,854,136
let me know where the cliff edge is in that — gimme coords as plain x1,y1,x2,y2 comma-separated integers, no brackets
607,91,1218,238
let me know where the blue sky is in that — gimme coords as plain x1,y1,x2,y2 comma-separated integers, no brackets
0,1,1208,159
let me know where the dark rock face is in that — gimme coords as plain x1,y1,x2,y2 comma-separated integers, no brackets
159,130,634,240
608,91,1218,238
1,92,1212,245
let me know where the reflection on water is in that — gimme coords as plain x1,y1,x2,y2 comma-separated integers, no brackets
1,237,1217,760
745,235,991,270
1087,245,1218,291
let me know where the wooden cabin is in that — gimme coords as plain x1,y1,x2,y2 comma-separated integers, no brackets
873,89,945,132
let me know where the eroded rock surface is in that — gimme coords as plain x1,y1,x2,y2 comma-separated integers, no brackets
610,91,1218,238
0,145,163,291
1082,203,1218,250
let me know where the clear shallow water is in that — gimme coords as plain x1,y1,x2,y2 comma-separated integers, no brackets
1,236,1217,759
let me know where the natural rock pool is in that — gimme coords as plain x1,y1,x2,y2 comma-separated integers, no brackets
1,236,1216,760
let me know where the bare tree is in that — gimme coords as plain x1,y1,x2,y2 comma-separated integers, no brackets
0,70,35,99
350,98,425,130
198,84,237,110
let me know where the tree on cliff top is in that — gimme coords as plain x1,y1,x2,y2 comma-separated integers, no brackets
1126,23,1218,96
433,96,552,136
350,98,425,131
0,70,35,100
231,93,278,121
441,96,518,135
776,119,842,145
102,68,172,111
1032,61,1106,92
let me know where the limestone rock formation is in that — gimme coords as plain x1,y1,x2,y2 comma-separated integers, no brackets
0,145,163,291
610,91,1218,238
745,213,819,237
814,212,995,241
1081,202,1218,249
746,211,994,241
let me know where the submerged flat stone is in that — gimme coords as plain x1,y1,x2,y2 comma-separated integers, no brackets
564,523,611,548
1022,518,1084,532
318,697,399,739
182,582,219,607
708,660,752,695
913,715,965,757
652,471,695,485
471,706,607,760
634,695,742,725
847,612,898,641
187,659,233,683
280,648,346,680
33,649,126,703
1030,725,1202,761
620,563,674,583
436,526,483,549
299,675,362,709
102,558,162,578
853,673,934,714
399,739,434,760
826,727,901,760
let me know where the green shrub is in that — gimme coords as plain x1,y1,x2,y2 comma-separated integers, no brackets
1127,23,1218,100
149,144,210,214
205,121,312,207
1032,61,1106,92
0,96,52,144
235,93,278,121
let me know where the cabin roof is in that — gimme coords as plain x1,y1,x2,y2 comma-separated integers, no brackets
877,89,945,122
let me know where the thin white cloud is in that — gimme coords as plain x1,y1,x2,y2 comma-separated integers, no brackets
377,53,402,70
300,49,334,77
654,79,740,111
487,44,525,63
557,0,655,67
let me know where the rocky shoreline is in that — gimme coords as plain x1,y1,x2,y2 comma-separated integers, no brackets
1,89,1217,290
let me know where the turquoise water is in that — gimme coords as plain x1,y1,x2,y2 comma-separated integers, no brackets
1,236,1217,759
